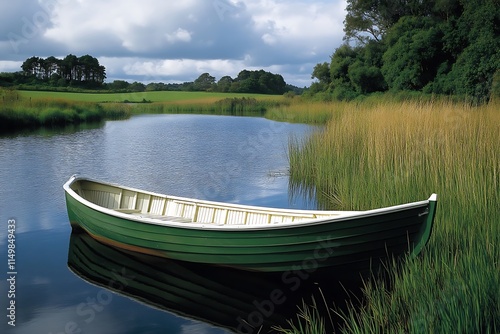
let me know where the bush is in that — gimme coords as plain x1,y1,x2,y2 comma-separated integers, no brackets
39,108,78,125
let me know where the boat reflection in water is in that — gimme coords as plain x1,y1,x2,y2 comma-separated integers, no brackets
67,231,364,333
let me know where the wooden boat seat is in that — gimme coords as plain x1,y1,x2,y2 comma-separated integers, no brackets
130,213,192,223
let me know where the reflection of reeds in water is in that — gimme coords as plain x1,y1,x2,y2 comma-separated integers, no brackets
282,100,500,333
68,231,363,333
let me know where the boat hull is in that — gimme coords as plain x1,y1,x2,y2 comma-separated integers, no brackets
64,176,436,273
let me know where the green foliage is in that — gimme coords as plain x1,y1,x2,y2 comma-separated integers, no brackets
382,17,445,91
344,0,434,44
0,91,130,133
311,62,331,88
348,61,386,94
20,54,106,88
213,97,280,113
273,297,327,334
193,73,216,91
309,0,499,103
492,70,500,101
216,75,233,92
128,82,146,92
230,69,287,94
435,0,500,102
2,66,296,96
329,45,358,85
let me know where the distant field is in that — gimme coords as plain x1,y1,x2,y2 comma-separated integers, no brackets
18,90,283,103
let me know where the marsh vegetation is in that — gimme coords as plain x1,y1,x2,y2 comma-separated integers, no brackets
271,98,499,333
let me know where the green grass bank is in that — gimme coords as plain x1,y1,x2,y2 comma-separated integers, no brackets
0,89,286,133
271,99,499,333
17,89,281,103
0,94,131,133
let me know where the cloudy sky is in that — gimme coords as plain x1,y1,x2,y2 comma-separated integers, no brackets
0,0,347,87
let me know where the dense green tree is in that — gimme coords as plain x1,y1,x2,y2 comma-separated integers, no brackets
21,56,42,78
42,56,60,80
436,0,499,101
328,44,358,98
107,80,129,90
344,0,435,44
236,70,252,82
61,54,78,81
18,54,106,86
129,81,146,92
77,54,104,84
308,0,498,102
258,71,286,94
492,70,500,100
216,75,233,92
330,45,358,83
238,76,260,93
311,62,331,90
231,69,286,94
193,72,216,91
349,60,386,93
382,17,445,90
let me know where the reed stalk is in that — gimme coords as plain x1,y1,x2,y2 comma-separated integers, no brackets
277,99,500,333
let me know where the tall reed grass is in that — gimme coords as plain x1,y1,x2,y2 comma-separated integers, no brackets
279,100,499,332
0,91,131,133
132,97,286,116
266,101,346,124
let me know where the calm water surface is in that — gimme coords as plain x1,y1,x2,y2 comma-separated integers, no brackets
0,114,327,334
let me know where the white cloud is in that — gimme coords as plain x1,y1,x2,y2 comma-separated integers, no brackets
97,56,319,88
105,56,256,82
0,60,22,72
165,28,192,43
247,0,346,58
0,0,348,86
10,306,126,334
261,33,277,45
181,322,222,334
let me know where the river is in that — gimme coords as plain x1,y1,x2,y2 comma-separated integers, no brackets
0,114,332,334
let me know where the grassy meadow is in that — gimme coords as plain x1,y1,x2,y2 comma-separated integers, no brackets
17,89,281,103
270,99,499,333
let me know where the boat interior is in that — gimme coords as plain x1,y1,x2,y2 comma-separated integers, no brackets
70,179,342,225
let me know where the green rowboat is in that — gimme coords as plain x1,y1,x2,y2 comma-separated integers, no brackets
63,175,437,273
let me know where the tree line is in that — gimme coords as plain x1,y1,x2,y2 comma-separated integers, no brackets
135,70,290,95
19,54,106,88
308,0,499,102
0,60,299,95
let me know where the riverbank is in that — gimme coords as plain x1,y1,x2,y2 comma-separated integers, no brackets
0,96,131,133
0,89,287,134
271,99,499,333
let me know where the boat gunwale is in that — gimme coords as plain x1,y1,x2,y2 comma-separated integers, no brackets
63,175,437,231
